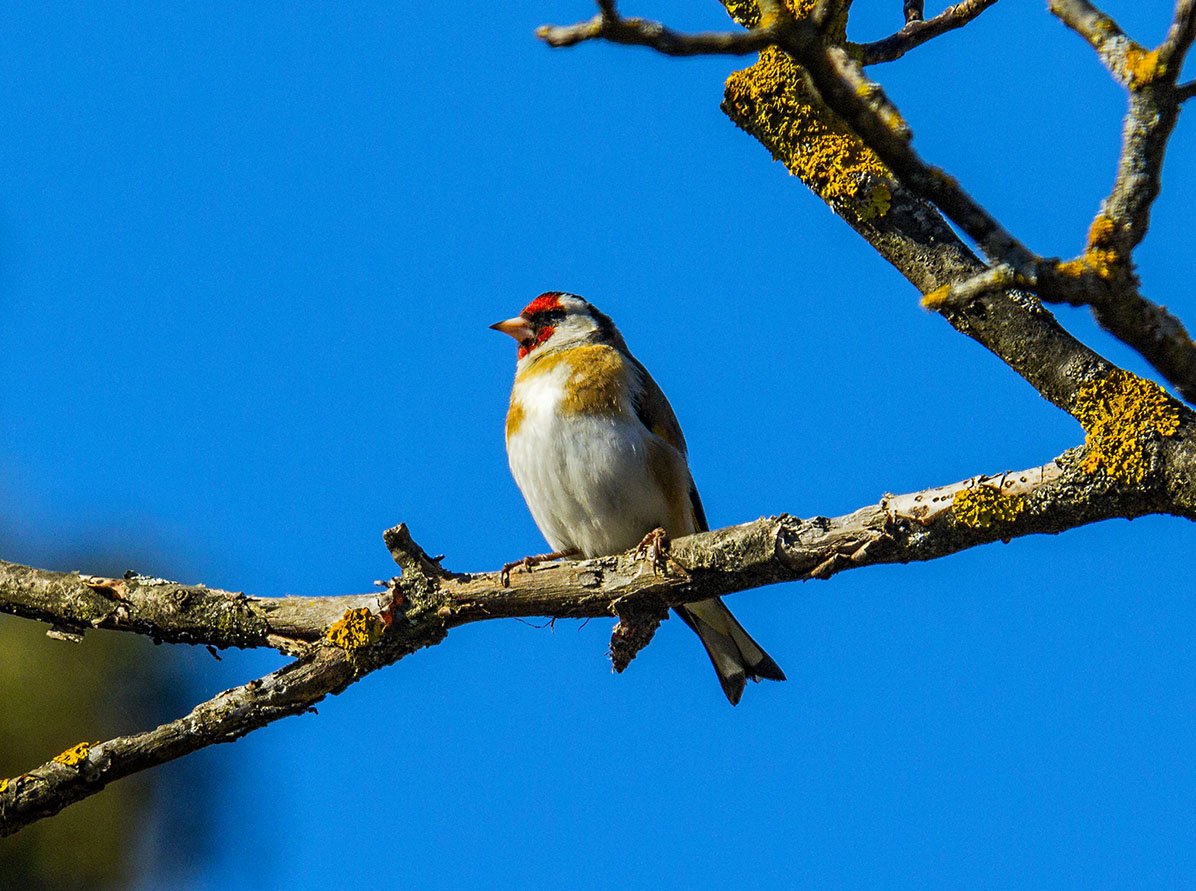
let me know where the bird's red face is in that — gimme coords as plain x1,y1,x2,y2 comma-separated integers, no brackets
490,292,570,359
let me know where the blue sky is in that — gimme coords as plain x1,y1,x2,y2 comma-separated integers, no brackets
1,1,1195,887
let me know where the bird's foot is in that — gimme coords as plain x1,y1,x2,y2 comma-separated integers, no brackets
500,547,579,587
635,527,670,576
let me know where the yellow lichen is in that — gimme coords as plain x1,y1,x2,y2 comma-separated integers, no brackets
1085,247,1120,279
921,285,950,310
1074,369,1181,483
1083,214,1121,278
0,777,9,793
725,0,850,39
722,0,762,27
325,607,385,650
952,485,1024,529
1088,215,1115,242
865,182,891,219
1123,45,1166,90
1059,215,1122,281
1056,258,1087,278
53,741,99,767
723,46,892,218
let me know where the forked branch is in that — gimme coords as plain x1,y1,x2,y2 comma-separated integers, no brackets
5,432,1196,835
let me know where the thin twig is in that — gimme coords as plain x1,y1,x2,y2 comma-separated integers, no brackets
1003,0,1196,402
858,0,1000,64
920,263,1032,311
537,15,770,54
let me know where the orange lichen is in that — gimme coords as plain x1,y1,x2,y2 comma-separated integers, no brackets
1056,258,1087,278
1059,214,1121,281
921,285,950,310
1074,370,1180,483
1088,215,1114,242
1123,45,1166,89
722,0,762,26
952,485,1024,529
325,607,385,650
53,741,99,767
1084,248,1119,279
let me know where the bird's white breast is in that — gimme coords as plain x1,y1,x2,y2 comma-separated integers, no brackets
505,349,690,558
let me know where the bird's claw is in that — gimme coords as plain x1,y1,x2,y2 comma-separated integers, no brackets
499,556,532,588
635,527,670,576
499,548,579,588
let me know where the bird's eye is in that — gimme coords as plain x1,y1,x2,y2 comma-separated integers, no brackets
528,307,566,325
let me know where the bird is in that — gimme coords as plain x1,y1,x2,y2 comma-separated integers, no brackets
491,291,785,704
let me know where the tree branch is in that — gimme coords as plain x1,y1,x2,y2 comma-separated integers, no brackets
0,560,377,655
6,0,1196,842
540,5,1037,276
1160,0,1196,75
541,2,1196,406
922,257,1196,406
857,0,1001,65
1049,0,1193,248
1039,264,1196,405
1036,0,1196,402
536,15,770,55
6,431,1196,835
538,4,1097,417
1,648,356,837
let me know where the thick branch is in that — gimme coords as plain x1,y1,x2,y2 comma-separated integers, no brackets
540,6,1037,277
0,561,377,655
6,431,1196,835
539,4,1104,417
542,3,1196,406
1,648,354,836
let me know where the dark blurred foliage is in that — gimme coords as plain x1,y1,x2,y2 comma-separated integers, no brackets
0,543,211,890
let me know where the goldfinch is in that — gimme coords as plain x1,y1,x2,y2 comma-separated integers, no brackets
491,292,785,704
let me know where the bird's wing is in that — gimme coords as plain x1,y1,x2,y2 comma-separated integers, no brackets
628,353,783,704
687,478,710,533
629,355,687,454
628,354,708,534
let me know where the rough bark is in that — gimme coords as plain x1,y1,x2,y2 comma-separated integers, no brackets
3,0,1195,839
4,431,1196,835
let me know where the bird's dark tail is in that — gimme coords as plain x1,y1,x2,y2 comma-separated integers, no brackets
675,597,785,705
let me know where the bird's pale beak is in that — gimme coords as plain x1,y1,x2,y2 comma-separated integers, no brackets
490,316,534,342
